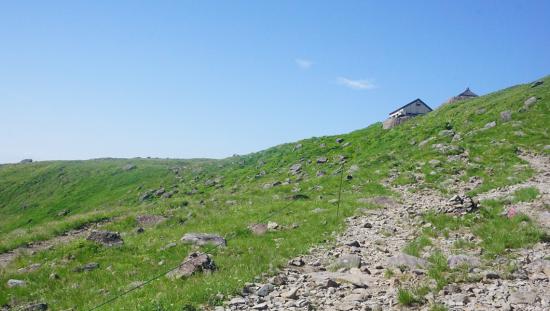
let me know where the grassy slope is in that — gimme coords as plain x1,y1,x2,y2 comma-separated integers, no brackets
0,76,548,309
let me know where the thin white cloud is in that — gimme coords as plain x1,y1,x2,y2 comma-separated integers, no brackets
337,77,377,90
295,58,313,69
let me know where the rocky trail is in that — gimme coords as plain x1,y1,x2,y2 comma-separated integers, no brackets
475,152,550,230
219,154,550,311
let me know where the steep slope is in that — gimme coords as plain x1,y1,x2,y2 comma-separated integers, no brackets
0,76,548,310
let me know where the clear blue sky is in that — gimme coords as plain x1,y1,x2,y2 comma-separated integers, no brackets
1,1,549,163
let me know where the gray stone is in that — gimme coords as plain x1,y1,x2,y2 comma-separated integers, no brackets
19,159,33,164
256,283,274,297
500,111,512,122
7,279,26,287
122,164,136,171
448,255,481,269
484,271,500,279
167,252,216,279
483,121,496,129
228,297,246,305
267,221,279,231
17,303,48,311
439,129,455,137
388,253,429,269
524,96,537,108
74,262,99,272
316,157,328,164
289,163,302,174
248,223,268,235
331,254,361,270
87,230,123,246
181,233,226,247
509,291,537,304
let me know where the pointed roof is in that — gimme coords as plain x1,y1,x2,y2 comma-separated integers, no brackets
457,87,478,98
389,98,432,115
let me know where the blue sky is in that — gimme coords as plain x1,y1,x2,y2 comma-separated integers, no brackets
1,1,549,163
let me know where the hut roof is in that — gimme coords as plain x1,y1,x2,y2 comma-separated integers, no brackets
389,98,432,115
457,87,478,98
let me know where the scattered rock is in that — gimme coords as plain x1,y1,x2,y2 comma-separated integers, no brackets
316,157,328,164
524,96,537,108
288,258,305,267
289,164,302,175
509,291,538,304
181,233,226,247
136,215,167,226
500,110,512,122
122,164,136,171
448,255,481,269
267,221,279,231
418,137,435,147
281,286,300,299
256,283,274,297
87,230,123,246
167,252,216,279
74,262,99,272
248,223,268,235
484,271,500,279
57,209,70,217
388,253,429,269
483,121,497,129
331,254,361,270
17,303,48,311
7,279,26,288
336,138,344,143
439,129,455,137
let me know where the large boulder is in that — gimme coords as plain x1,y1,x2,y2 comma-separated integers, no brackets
181,233,226,247
87,230,123,246
167,252,216,279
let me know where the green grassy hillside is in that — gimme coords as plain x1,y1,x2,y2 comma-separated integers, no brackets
0,76,548,310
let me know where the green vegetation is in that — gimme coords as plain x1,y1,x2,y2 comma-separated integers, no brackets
403,235,432,257
509,186,540,203
397,288,419,306
0,76,549,309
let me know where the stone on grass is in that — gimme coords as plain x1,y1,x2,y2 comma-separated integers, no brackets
17,303,48,311
122,164,136,171
167,252,216,279
87,230,124,246
248,223,268,235
74,262,99,272
500,110,512,122
181,233,226,247
7,279,26,288
267,221,279,231
524,96,537,108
